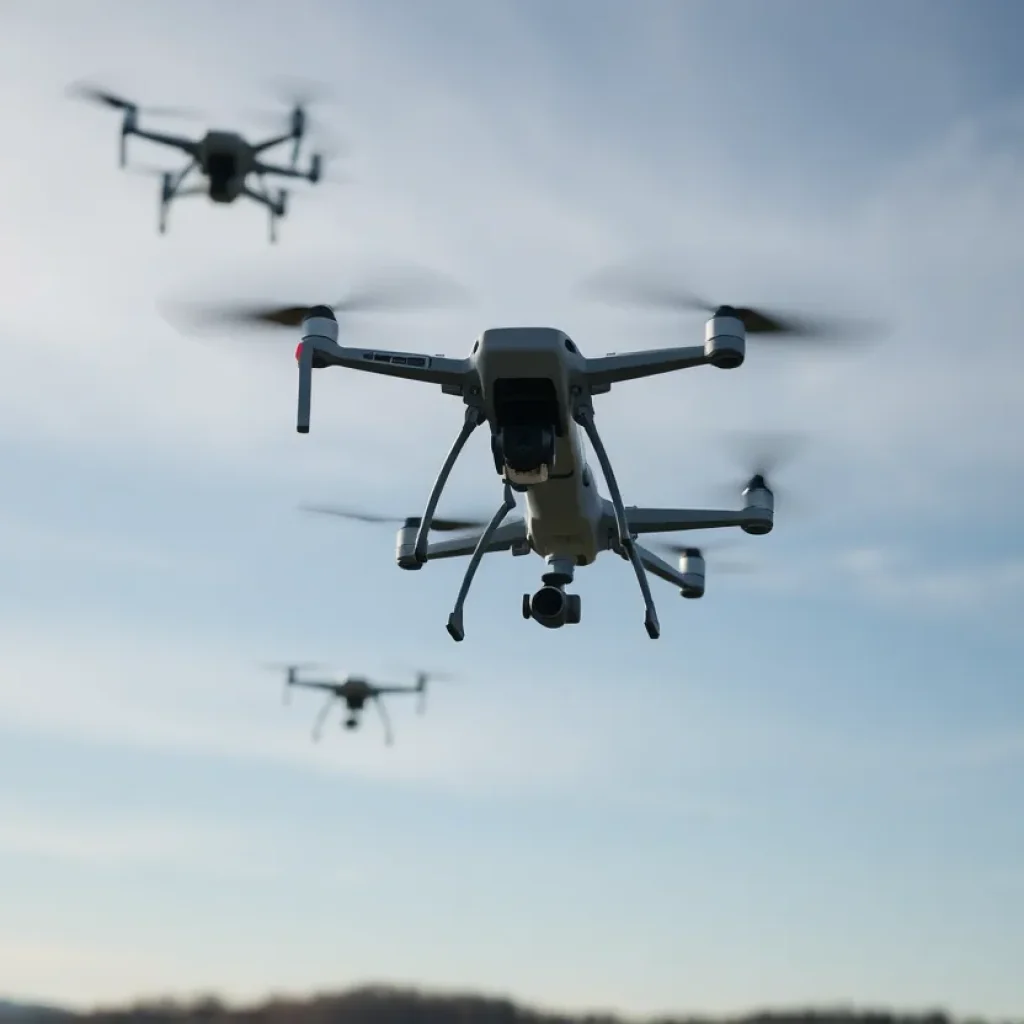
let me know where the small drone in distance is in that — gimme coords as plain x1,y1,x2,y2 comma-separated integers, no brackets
273,664,449,746
68,81,331,242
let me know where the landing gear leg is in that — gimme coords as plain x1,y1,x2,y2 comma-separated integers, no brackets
311,695,335,742
373,697,394,746
414,404,485,564
157,160,197,237
446,482,517,642
574,400,661,639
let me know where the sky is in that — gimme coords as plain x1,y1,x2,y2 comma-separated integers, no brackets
0,0,1023,1017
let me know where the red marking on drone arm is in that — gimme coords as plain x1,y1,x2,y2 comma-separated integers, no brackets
295,342,304,363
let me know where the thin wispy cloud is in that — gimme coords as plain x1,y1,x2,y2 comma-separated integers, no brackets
0,516,218,578
0,806,253,874
835,547,1024,615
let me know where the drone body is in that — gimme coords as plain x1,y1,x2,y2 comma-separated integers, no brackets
195,130,263,204
279,665,433,746
294,309,776,641
71,86,324,242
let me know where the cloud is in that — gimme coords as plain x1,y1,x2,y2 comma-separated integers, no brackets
0,805,257,875
0,515,218,579
945,728,1024,769
718,538,1024,626
832,545,1024,616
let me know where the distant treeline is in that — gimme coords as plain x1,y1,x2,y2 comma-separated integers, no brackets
37,985,1016,1024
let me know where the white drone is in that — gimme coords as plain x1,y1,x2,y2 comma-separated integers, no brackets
275,664,443,746
193,267,858,641
69,82,329,242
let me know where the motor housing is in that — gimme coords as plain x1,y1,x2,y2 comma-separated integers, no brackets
395,516,424,570
740,474,774,535
678,549,706,598
704,310,746,369
295,307,338,433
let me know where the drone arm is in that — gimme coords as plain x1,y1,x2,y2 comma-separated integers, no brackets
161,159,199,212
633,543,691,590
252,159,308,180
287,679,341,693
623,506,763,535
422,518,526,561
251,134,294,156
584,346,711,389
312,340,473,389
241,184,278,210
127,127,199,157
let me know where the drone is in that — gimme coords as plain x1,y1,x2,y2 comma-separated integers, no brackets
69,83,327,242
186,266,866,641
275,664,443,746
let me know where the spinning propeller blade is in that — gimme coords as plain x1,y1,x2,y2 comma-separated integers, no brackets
579,265,878,343
246,74,343,147
261,661,326,704
713,429,809,514
388,668,458,714
299,505,487,532
260,73,337,113
729,429,804,479
67,81,203,119
161,266,471,334
652,537,759,573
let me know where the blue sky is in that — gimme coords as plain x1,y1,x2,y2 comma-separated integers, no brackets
1,0,1023,1016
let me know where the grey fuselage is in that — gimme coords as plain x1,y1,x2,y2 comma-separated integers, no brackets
471,327,607,567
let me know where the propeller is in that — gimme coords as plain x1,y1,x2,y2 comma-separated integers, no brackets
651,537,758,573
713,429,808,513
262,73,337,113
300,505,487,533
578,265,878,344
161,265,472,335
261,661,327,704
66,82,203,119
402,669,459,714
305,142,353,186
247,74,341,148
